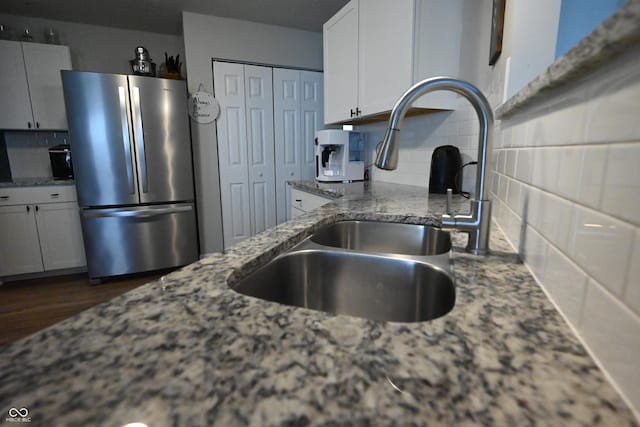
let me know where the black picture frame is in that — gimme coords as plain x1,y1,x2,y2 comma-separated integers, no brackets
489,0,506,66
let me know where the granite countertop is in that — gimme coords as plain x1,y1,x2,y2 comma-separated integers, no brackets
0,177,75,188
0,181,637,426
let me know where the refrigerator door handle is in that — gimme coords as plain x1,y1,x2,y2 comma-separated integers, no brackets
82,205,193,219
118,86,136,194
131,86,148,193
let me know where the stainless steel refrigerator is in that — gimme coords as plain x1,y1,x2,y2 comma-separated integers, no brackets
61,71,198,282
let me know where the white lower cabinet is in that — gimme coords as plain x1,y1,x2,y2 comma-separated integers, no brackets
0,186,85,277
35,202,86,271
289,187,332,219
0,204,44,276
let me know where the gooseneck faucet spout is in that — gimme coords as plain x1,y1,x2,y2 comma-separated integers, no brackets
375,77,494,254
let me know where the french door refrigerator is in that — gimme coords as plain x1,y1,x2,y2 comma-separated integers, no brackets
61,71,198,281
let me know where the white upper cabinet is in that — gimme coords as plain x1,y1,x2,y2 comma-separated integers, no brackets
357,0,414,117
0,41,72,130
323,0,463,124
323,0,359,124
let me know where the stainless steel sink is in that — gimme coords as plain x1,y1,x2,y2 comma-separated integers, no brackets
232,249,455,323
310,220,451,256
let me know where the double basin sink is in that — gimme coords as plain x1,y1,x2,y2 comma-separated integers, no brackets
230,220,455,323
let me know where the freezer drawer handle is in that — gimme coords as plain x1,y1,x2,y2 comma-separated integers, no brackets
131,86,148,193
83,205,192,219
118,86,136,194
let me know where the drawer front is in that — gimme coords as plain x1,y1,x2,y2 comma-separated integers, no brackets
0,185,77,205
290,188,331,213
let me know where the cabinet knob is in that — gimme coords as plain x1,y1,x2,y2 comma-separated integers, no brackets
36,122,40,129
50,193,59,198
35,205,39,212
27,122,32,129
355,107,361,116
289,172,294,176
350,108,356,117
26,205,30,212
258,172,263,177
0,195,9,200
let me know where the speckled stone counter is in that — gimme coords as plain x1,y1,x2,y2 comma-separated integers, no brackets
0,177,75,187
0,181,637,426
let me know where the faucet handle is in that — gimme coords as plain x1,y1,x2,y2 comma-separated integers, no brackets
446,188,453,215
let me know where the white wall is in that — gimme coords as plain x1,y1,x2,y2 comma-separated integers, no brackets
182,11,323,254
492,47,640,417
0,14,185,75
503,0,562,99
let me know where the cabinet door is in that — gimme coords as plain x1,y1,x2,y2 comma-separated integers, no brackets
214,61,252,248
22,43,72,130
0,205,43,276
300,71,324,181
244,65,277,235
273,69,301,224
323,0,359,124
34,202,86,270
358,0,415,116
0,41,34,130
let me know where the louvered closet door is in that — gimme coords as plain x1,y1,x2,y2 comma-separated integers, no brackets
273,68,301,224
214,61,251,248
244,65,276,235
300,71,324,181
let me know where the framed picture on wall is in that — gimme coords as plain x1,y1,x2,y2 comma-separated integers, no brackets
489,0,506,65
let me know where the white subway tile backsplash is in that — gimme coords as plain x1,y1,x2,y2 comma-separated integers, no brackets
515,149,533,183
569,206,635,297
531,148,560,191
579,279,640,415
497,150,507,174
577,145,607,209
528,85,587,147
623,230,640,315
536,192,573,252
509,120,529,148
500,124,513,148
555,147,583,201
495,49,640,417
505,149,518,177
544,245,588,326
583,54,640,144
523,225,548,283
522,186,542,230
503,204,523,249
601,143,640,226
497,174,508,202
506,178,522,216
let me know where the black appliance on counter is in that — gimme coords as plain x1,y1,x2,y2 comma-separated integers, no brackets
429,145,462,194
48,144,74,179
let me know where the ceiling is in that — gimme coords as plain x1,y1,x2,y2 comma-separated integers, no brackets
0,0,349,35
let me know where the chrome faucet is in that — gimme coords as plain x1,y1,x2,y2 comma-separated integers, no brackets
375,77,493,255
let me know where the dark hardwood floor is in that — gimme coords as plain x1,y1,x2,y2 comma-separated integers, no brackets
0,272,163,346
